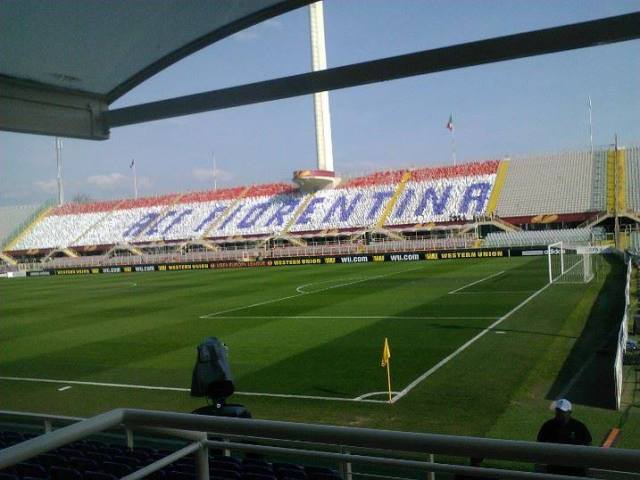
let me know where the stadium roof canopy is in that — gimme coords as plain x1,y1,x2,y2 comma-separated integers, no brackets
1,1,639,141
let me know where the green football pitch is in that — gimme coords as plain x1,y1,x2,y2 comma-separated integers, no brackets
1,255,638,447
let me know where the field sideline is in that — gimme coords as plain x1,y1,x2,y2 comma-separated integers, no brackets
1,256,638,448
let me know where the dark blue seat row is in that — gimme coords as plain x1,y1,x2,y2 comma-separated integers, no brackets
0,431,343,480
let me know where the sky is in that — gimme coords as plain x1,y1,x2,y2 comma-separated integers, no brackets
1,0,638,206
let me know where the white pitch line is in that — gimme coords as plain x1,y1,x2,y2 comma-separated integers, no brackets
296,278,364,294
392,280,553,403
200,265,425,319
199,292,303,319
207,315,498,320
0,376,188,392
58,386,72,391
234,390,386,404
452,290,537,295
355,391,398,400
0,376,386,404
448,270,505,294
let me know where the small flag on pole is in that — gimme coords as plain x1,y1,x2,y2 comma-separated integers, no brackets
381,337,391,367
381,337,392,403
130,159,135,169
446,114,454,131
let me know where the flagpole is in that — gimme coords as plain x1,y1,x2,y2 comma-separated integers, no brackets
588,95,593,156
381,337,393,403
386,361,392,403
132,159,138,199
450,128,457,167
447,114,457,166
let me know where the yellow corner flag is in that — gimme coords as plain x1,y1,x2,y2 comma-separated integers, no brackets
381,337,392,403
381,337,391,367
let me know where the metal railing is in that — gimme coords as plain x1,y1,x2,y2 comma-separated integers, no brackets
9,236,480,271
1,409,639,480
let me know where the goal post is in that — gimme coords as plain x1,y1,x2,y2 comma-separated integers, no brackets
548,241,595,284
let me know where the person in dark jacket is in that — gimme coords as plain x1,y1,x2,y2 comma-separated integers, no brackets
537,399,592,476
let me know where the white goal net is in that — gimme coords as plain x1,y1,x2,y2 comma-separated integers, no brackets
547,242,595,284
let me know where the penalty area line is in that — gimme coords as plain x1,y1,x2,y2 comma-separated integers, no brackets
0,376,385,404
448,271,505,294
392,280,553,404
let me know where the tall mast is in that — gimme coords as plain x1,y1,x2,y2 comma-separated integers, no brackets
309,1,334,172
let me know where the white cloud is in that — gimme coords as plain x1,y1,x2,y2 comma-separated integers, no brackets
34,179,58,193
84,173,152,193
87,173,127,188
192,167,234,183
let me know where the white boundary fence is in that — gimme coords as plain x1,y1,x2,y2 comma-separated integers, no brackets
614,258,632,410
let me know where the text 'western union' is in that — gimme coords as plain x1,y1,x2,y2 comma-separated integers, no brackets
440,251,503,259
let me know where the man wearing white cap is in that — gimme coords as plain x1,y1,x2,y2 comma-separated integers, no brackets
537,399,592,476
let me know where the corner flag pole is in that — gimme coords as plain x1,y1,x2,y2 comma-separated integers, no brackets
381,337,392,403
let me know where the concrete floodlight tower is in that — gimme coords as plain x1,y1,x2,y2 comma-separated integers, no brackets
294,1,339,191
309,1,334,172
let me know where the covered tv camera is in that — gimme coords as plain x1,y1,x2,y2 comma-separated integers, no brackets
190,337,234,400
190,337,251,418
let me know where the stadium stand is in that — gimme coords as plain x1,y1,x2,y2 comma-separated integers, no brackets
13,212,106,250
0,204,44,246
0,429,344,480
409,160,499,182
3,149,640,259
216,192,305,238
385,172,497,227
180,187,247,203
630,229,640,253
0,203,53,251
339,169,406,188
626,146,640,212
5,160,501,253
244,183,297,197
289,186,394,232
495,150,599,217
483,228,597,247
591,149,608,214
51,200,123,216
